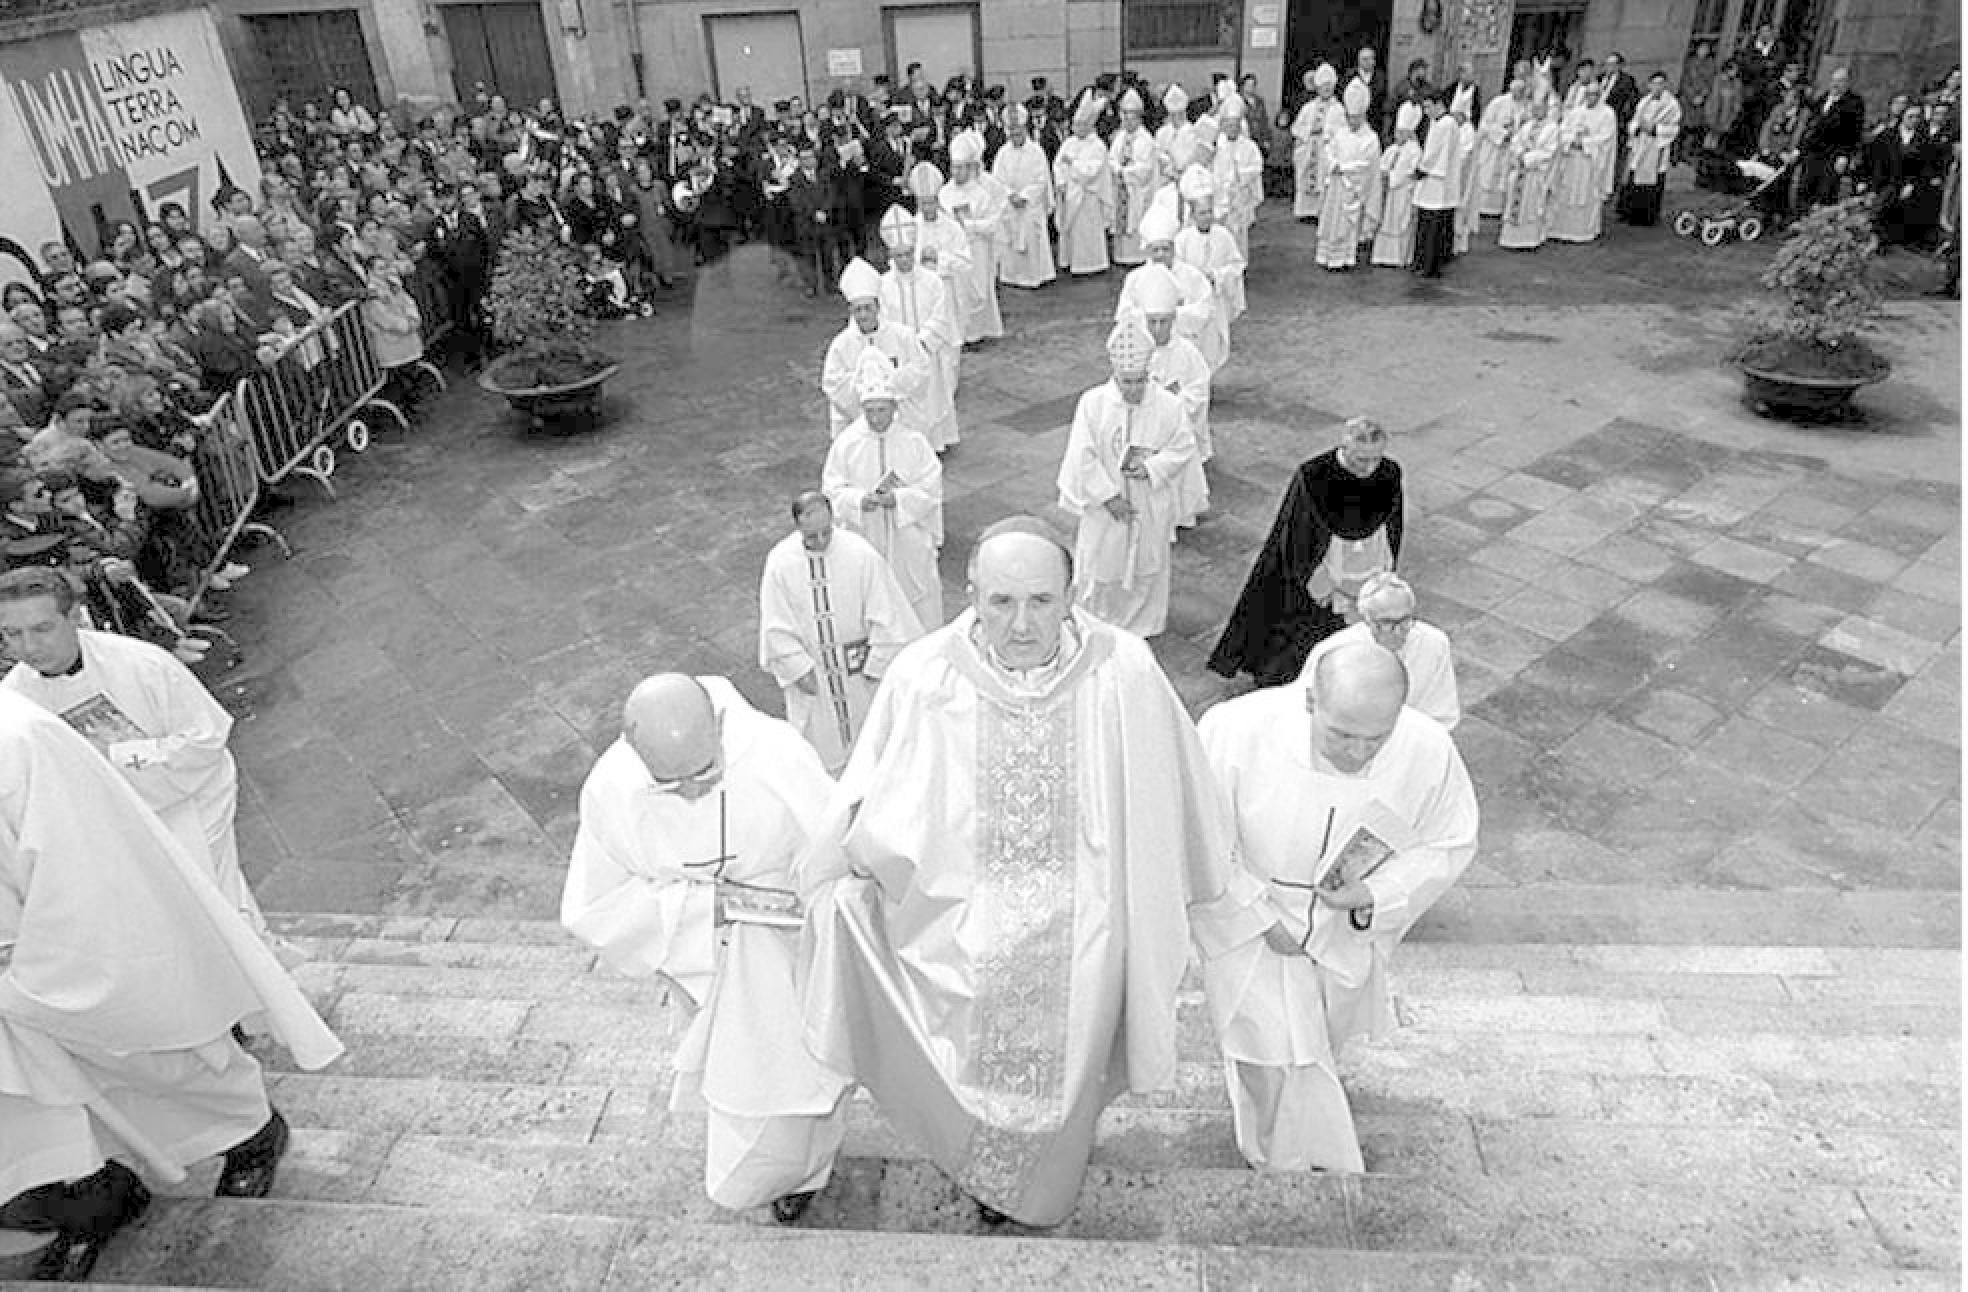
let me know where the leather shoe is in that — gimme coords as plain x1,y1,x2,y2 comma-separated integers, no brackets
216,1110,288,1199
30,1166,149,1283
769,1191,816,1225
975,1200,1012,1227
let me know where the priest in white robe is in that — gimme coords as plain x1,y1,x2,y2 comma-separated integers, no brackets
940,131,1007,342
1212,95,1266,258
796,520,1273,1227
1297,573,1460,731
562,674,849,1221
1318,83,1380,269
758,491,923,773
1056,321,1196,639
1108,89,1159,266
1473,79,1529,216
1499,95,1562,249
1617,73,1682,228
822,353,945,631
0,688,340,1279
1370,104,1423,267
1411,93,1459,277
1451,86,1483,256
906,161,974,381
875,207,961,450
1154,84,1195,190
1116,192,1216,358
991,106,1057,289
1200,642,1479,1173
1173,167,1241,367
1291,65,1341,220
1128,263,1213,529
0,570,272,947
821,258,931,438
1548,81,1618,243
1053,94,1114,276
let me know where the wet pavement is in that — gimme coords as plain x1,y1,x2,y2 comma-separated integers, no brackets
206,201,1960,927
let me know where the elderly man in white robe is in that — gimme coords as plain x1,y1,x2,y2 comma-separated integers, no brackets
1053,94,1114,276
1108,89,1159,266
1173,168,1240,369
1200,641,1479,1173
1617,72,1682,228
758,491,922,773
797,518,1272,1228
561,674,848,1224
1451,86,1484,256
1125,263,1214,529
0,689,340,1281
820,258,931,438
991,106,1057,289
1473,79,1529,217
1291,65,1341,221
907,162,975,349
1318,82,1380,269
1057,320,1196,639
1370,104,1424,267
875,207,961,449
1298,572,1460,731
1116,193,1215,351
940,131,1006,342
1499,94,1563,249
1212,94,1266,258
1548,80,1618,243
1155,84,1196,188
0,569,276,950
822,352,945,630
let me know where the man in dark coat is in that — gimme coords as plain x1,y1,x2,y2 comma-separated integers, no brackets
785,145,834,296
1208,419,1405,687
1797,67,1867,210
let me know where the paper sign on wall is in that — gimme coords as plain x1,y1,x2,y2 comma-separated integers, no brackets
1249,26,1278,48
1251,4,1280,23
827,48,863,77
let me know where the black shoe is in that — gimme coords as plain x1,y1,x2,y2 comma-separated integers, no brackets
216,1109,288,1199
32,1164,149,1283
770,1191,816,1224
976,1200,1011,1227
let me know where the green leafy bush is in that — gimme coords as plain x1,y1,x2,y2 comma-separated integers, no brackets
1739,196,1889,379
483,226,611,389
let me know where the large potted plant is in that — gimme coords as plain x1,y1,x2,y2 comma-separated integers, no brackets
478,226,621,428
1735,194,1892,420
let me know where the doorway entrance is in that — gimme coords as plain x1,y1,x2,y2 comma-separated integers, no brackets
443,2,558,111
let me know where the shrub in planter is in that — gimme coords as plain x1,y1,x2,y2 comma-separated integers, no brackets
1736,195,1891,383
483,227,615,391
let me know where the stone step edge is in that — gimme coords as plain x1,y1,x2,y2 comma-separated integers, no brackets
262,884,1966,952
24,1194,1955,1288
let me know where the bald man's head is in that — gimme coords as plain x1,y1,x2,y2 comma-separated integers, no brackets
1307,641,1407,774
623,674,723,797
970,527,1072,670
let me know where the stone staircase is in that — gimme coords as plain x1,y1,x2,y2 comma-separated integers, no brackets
3,895,1958,1291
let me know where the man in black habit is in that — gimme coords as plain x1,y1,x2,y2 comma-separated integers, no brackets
1207,417,1405,687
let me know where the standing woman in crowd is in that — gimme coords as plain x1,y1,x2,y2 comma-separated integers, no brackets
628,155,684,290
328,87,377,140
361,258,426,413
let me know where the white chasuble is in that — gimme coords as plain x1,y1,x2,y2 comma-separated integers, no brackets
820,321,931,438
990,139,1057,288
876,268,962,449
822,419,946,631
939,176,1007,341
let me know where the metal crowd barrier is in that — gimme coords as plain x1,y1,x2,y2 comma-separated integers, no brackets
234,302,408,497
407,258,456,348
179,388,289,617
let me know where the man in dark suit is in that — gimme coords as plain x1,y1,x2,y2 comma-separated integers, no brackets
1797,67,1866,209
784,145,833,296
434,185,494,363
1602,52,1641,176
1026,77,1066,159
0,323,49,432
1865,98,1927,243
1736,23,1783,127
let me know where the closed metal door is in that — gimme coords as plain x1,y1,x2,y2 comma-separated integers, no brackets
885,4,979,89
706,12,807,106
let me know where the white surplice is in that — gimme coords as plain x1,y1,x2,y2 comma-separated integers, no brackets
1052,136,1114,275
876,267,961,449
5,630,267,939
560,678,849,1210
1298,621,1461,731
0,690,341,1203
820,320,931,438
940,175,1007,340
758,528,923,774
1107,124,1160,265
990,139,1057,288
1173,224,1242,367
1626,92,1682,187
822,417,946,631
1145,335,1213,527
1317,122,1381,268
1198,692,1479,1173
796,611,1271,1226
1548,101,1617,243
1369,139,1421,267
1056,381,1195,638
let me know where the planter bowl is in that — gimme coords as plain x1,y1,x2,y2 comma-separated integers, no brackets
1737,358,1891,422
479,352,621,429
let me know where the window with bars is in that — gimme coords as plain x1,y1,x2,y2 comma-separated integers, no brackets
1125,0,1240,55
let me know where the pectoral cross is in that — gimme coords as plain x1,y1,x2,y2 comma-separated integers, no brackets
679,792,736,878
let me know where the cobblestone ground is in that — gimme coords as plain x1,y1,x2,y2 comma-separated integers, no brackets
208,202,1960,935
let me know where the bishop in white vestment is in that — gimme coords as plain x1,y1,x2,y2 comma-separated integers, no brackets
1057,321,1196,638
797,522,1271,1227
1473,81,1529,216
1212,95,1266,258
1548,83,1618,243
1108,89,1159,266
907,161,976,374
991,107,1057,289
940,131,1007,341
758,492,923,773
820,258,931,438
822,353,946,631
1318,84,1381,269
1174,168,1243,367
1053,96,1114,276
1201,643,1478,1173
1291,66,1342,219
875,207,961,450
1129,263,1214,528
561,675,849,1219
1370,105,1424,267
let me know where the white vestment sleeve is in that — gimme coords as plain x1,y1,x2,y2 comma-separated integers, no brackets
890,437,943,529
820,333,861,424
111,650,234,810
758,552,815,688
1363,732,1479,936
1056,391,1123,513
820,433,871,518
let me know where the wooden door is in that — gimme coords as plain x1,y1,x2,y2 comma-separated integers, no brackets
444,3,559,112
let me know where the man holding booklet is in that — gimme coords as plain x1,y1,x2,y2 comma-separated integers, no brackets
1196,640,1479,1172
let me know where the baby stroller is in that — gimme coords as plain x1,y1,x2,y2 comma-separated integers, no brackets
1672,154,1795,246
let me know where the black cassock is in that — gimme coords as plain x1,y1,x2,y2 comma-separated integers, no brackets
1207,450,1405,686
